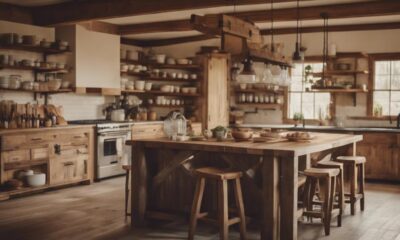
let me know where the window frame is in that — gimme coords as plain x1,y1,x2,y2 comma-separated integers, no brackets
368,53,400,119
284,60,333,123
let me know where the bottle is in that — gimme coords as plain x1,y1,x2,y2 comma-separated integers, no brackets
35,114,40,128
31,114,35,128
21,115,26,129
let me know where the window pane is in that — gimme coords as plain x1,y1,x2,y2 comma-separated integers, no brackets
314,93,331,119
390,91,400,115
373,91,390,115
375,61,390,75
302,93,314,119
289,93,301,118
391,75,400,90
391,61,400,75
375,75,390,90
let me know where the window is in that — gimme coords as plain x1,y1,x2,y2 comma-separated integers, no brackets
288,63,331,120
373,60,400,116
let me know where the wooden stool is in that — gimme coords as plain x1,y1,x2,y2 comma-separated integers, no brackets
122,165,131,217
315,161,345,226
302,168,341,236
188,167,247,240
335,156,366,215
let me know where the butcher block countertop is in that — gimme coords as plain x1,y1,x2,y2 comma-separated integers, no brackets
0,125,95,135
234,124,400,133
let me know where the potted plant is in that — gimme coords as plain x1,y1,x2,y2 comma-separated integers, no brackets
211,126,227,141
293,112,304,127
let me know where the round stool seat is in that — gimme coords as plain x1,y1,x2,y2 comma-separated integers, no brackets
336,156,366,164
304,167,340,178
195,167,242,180
316,161,343,169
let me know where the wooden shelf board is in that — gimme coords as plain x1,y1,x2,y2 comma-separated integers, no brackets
307,88,368,93
4,159,48,171
313,70,369,76
122,90,200,97
0,44,71,55
148,104,186,108
305,52,369,61
120,71,149,77
235,103,282,109
0,88,73,94
347,116,396,121
0,65,69,73
143,76,200,82
147,63,201,70
234,88,284,94
120,59,141,64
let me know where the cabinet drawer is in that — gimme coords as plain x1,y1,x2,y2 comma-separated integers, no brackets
52,144,88,159
50,157,88,184
31,147,49,161
131,124,165,139
54,131,90,145
1,149,30,163
1,135,27,151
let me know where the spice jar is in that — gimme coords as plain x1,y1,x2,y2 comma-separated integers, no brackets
148,111,157,121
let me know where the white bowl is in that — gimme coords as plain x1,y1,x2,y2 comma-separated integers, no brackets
181,87,190,94
188,87,197,94
135,80,145,91
26,173,46,187
144,82,152,91
177,58,189,65
160,85,172,92
156,54,166,64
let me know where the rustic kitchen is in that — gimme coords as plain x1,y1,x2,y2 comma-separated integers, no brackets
0,0,400,240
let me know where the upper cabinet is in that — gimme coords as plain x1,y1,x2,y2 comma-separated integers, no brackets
56,25,120,95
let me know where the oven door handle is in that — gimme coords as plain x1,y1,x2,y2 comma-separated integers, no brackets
98,132,130,137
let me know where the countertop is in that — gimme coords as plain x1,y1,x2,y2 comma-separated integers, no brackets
0,124,95,135
233,124,400,133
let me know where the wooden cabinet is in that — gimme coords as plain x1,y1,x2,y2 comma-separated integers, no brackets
356,132,400,181
131,124,165,140
199,53,230,130
0,126,94,200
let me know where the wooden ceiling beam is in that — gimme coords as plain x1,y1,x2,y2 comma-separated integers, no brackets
261,21,400,35
121,35,217,47
0,3,33,24
32,0,309,26
117,1,400,35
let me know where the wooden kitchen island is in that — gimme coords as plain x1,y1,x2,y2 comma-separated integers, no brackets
126,132,363,240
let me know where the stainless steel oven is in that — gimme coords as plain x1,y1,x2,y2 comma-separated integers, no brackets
97,123,132,180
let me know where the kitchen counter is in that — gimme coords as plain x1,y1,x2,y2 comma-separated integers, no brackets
0,124,95,135
233,124,400,133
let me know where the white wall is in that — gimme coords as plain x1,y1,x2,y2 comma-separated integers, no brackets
152,29,400,127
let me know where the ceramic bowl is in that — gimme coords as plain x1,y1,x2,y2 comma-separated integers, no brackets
26,173,46,187
135,80,145,91
145,82,152,91
160,85,172,92
48,79,61,91
231,130,253,141
176,58,189,65
156,54,166,64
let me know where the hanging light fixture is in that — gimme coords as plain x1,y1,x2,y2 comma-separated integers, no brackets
292,0,302,61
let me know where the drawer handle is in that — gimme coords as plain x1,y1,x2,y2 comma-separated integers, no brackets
31,138,42,141
54,144,61,155
64,161,74,166
74,136,83,139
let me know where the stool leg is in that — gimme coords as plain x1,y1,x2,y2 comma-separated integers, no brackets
323,177,332,236
218,179,229,240
125,169,129,217
188,177,206,240
350,163,357,215
233,178,247,240
359,163,365,211
337,171,344,227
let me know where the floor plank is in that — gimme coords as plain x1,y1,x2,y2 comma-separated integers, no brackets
0,178,399,240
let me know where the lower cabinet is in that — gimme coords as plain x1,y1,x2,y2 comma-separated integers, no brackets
0,127,94,200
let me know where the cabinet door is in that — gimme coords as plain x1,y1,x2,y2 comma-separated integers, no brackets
206,56,229,129
51,157,88,185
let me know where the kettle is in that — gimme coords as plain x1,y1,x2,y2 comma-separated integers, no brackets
111,109,125,122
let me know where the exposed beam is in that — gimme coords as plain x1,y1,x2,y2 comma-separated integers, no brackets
0,3,33,24
117,1,400,35
121,35,217,47
122,21,400,47
32,0,309,26
78,21,119,35
261,21,400,35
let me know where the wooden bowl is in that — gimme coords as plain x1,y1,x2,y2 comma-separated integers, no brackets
231,130,253,141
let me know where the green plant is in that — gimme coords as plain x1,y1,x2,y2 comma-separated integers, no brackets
293,112,304,121
304,65,313,83
212,126,226,132
373,103,383,117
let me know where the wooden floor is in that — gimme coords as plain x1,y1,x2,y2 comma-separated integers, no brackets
0,177,400,240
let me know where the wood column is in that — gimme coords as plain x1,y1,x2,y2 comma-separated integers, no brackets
131,142,147,227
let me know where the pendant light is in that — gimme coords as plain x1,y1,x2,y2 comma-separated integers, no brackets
292,0,302,61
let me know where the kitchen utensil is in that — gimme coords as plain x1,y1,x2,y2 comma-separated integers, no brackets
61,80,70,89
134,80,145,91
22,35,36,45
48,79,62,91
188,87,197,94
166,58,176,65
0,76,10,89
231,129,253,141
8,75,21,89
176,58,189,65
40,39,52,48
181,87,190,94
21,81,34,90
26,173,46,187
144,82,152,91
190,74,197,80
155,54,166,64
148,111,157,121
160,85,172,92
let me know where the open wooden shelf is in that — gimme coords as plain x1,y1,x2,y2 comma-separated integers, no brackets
120,58,141,64
305,52,369,62
146,63,201,70
0,44,71,55
4,159,48,171
120,71,149,77
307,88,368,93
235,103,282,110
0,88,73,94
122,90,200,97
148,104,187,108
0,65,68,73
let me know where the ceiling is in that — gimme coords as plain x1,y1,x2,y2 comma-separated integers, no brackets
0,0,399,45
